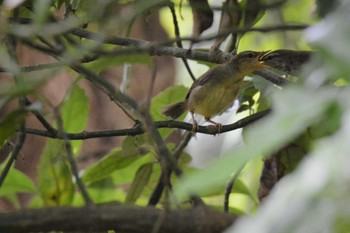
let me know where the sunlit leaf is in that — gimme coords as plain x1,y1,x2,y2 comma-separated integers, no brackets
60,84,89,155
60,84,89,133
233,179,253,197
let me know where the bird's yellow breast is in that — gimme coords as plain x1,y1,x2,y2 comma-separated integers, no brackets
187,76,243,118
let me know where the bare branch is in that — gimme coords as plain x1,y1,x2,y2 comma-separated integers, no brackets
25,109,271,139
0,204,236,233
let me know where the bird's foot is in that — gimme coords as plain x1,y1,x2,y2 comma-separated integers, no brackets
205,118,222,135
191,120,199,135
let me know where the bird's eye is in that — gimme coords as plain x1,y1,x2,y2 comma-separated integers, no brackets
264,55,274,60
247,52,255,58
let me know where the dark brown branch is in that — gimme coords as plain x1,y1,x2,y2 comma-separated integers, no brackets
24,98,57,134
0,204,236,233
24,109,271,139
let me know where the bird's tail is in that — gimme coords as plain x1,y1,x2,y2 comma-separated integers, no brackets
161,101,187,119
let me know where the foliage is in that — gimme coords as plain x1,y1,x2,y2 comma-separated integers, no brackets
0,0,349,232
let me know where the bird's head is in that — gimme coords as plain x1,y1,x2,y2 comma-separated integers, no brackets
234,50,270,73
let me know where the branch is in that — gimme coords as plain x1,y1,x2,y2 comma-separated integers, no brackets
0,204,236,233
24,109,271,139
168,1,196,81
55,109,92,205
70,64,144,122
69,24,309,48
3,27,288,86
148,131,193,206
254,70,290,86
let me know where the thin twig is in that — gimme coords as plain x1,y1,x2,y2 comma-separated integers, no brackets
169,1,196,82
224,165,244,213
68,24,309,48
70,64,143,122
144,113,183,178
146,61,158,109
0,62,64,73
148,131,193,206
24,98,57,134
54,108,92,205
0,124,26,187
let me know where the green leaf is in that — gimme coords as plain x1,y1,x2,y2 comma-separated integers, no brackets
60,84,89,155
0,109,27,147
0,164,36,197
82,148,147,184
233,179,253,197
61,84,89,133
174,86,337,201
38,140,75,206
150,85,188,138
125,163,153,204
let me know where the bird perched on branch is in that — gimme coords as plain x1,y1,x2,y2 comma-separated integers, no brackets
162,50,269,132
259,49,313,75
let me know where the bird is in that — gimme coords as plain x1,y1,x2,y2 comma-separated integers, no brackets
162,50,269,133
259,49,313,75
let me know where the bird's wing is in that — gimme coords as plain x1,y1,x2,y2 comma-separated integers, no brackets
185,67,222,100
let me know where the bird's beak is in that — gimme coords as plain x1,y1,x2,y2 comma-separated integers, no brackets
257,50,271,63
254,51,271,69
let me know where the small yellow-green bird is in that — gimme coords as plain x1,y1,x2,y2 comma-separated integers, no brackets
162,50,269,132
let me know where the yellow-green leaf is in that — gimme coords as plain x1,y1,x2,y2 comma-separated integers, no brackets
125,163,153,204
82,148,147,184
